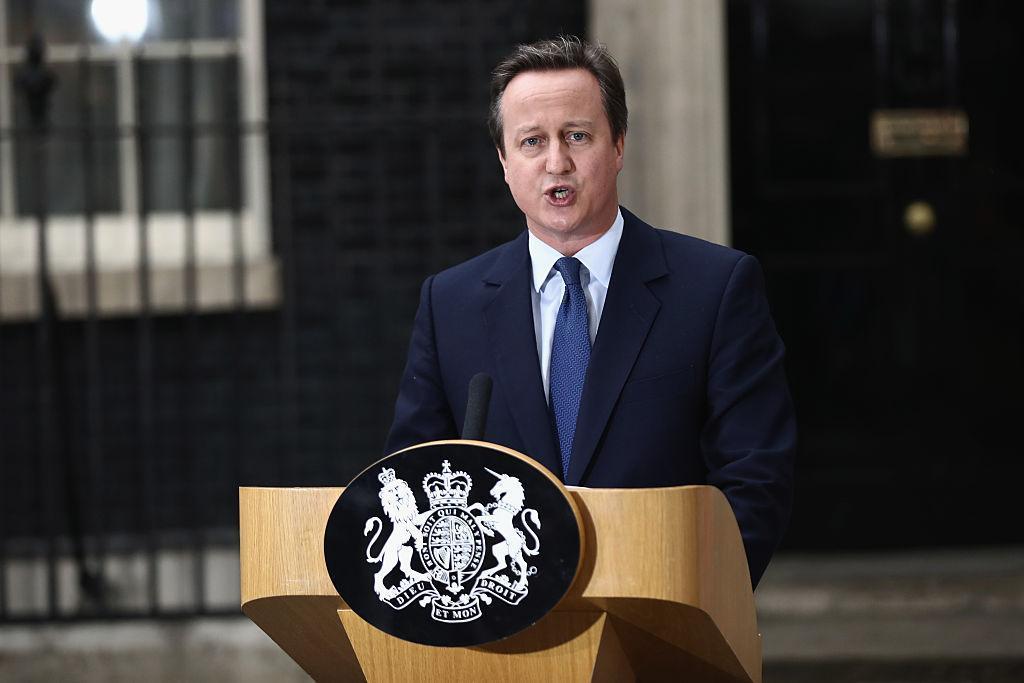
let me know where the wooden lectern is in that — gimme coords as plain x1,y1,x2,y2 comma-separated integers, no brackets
240,485,761,682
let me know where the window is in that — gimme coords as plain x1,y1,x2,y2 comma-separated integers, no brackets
0,0,275,317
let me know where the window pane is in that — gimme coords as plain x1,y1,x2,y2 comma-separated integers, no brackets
140,57,239,211
13,60,120,215
141,135,181,212
193,133,236,210
195,57,239,210
139,59,181,126
145,0,239,41
139,59,182,211
6,0,239,46
6,0,96,46
193,57,238,125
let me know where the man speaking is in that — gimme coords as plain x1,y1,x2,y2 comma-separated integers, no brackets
385,36,796,587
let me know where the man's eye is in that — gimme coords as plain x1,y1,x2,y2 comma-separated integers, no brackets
568,132,588,142
522,137,541,147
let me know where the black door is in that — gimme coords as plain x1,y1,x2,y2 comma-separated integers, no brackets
728,0,1024,549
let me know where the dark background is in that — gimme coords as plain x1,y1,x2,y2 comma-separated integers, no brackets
1,0,1021,623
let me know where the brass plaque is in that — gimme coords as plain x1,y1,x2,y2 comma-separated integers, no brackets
871,109,969,157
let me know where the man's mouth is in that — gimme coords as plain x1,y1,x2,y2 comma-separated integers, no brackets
546,186,575,205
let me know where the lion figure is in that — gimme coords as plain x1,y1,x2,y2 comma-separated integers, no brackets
364,469,431,597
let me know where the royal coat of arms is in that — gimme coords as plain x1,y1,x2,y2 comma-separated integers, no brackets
363,460,542,623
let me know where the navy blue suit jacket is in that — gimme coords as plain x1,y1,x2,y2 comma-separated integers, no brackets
385,208,796,586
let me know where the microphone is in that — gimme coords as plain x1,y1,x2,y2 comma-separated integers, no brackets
462,373,493,441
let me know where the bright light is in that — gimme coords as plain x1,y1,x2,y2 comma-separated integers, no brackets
90,0,149,43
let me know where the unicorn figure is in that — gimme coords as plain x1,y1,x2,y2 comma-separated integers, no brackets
467,468,541,590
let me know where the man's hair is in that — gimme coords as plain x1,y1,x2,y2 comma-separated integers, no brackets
488,35,627,154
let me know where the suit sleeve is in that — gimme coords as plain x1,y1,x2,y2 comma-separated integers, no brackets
384,276,459,454
702,255,796,587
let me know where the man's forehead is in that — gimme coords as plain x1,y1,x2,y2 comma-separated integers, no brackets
503,68,600,101
501,69,605,130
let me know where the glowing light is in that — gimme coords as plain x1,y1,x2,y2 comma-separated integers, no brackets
90,0,149,43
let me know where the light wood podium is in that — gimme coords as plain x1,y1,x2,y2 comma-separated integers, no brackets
240,485,761,682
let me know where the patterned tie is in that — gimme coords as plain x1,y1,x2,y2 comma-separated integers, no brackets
549,257,591,479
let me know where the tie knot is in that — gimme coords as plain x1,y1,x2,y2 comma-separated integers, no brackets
554,257,584,288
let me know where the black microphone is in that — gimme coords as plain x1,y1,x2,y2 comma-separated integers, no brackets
462,373,493,441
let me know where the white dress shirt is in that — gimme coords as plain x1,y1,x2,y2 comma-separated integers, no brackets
528,209,624,401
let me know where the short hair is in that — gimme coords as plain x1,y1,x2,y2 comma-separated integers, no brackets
488,35,628,154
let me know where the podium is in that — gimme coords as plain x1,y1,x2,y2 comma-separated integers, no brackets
240,485,761,682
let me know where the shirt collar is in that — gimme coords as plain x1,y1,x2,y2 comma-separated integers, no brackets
528,208,624,293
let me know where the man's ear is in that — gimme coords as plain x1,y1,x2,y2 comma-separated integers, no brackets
497,146,509,182
614,133,625,173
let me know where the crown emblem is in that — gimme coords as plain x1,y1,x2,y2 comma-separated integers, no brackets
423,460,472,508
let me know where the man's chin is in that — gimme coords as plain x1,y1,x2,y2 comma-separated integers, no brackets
536,207,584,233
528,219,579,241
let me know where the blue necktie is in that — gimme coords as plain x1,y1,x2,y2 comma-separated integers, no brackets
549,257,591,479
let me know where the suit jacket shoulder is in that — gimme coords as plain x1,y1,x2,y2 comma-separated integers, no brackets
628,208,748,292
430,231,528,296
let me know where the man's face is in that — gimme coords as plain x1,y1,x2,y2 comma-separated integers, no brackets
498,68,624,254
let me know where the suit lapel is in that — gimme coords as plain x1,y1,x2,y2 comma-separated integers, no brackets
482,233,563,477
565,211,668,485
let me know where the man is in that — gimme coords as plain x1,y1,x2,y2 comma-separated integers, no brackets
385,36,795,587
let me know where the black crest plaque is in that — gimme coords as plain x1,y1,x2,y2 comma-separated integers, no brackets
324,440,583,647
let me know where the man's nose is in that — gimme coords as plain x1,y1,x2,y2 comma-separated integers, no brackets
545,141,574,175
